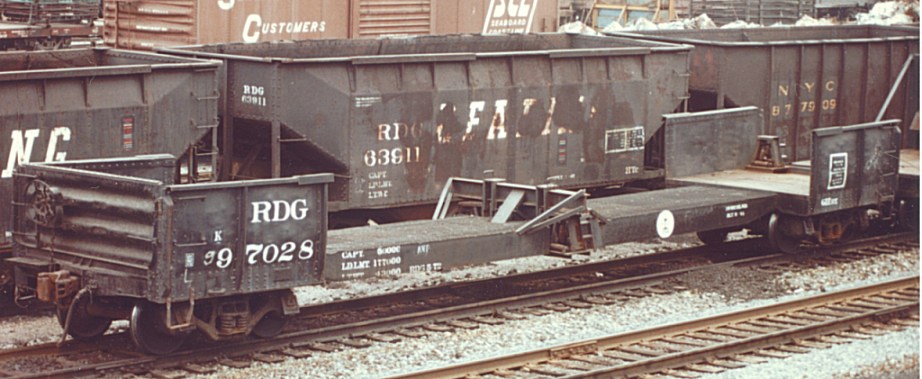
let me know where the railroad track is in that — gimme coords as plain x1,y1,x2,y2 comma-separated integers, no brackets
393,275,921,379
0,232,915,378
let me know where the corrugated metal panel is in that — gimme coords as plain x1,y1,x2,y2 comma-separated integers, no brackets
104,0,197,50
357,0,432,37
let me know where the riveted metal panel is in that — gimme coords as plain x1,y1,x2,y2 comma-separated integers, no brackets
104,0,559,50
607,25,920,163
0,48,219,246
165,34,691,212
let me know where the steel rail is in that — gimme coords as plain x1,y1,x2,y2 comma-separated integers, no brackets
393,275,920,379
0,232,915,378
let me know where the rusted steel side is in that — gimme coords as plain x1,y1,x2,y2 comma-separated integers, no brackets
104,0,559,49
608,25,920,162
12,157,333,303
0,48,220,246
164,34,691,212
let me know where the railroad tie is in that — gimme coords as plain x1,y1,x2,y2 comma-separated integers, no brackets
422,323,454,332
792,339,832,349
726,323,778,334
751,349,790,359
731,354,769,364
617,345,664,357
447,320,480,330
391,328,427,338
280,348,313,359
600,350,645,362
471,316,506,325
253,353,286,363
660,336,708,347
150,369,186,379
683,363,725,374
365,332,402,343
892,318,921,327
704,328,752,339
340,338,373,348
180,363,215,374
217,358,251,369
522,364,568,377
661,368,702,378
548,359,592,371
704,357,747,369
773,344,811,354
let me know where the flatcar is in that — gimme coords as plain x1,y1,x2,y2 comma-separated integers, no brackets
0,0,98,50
7,110,911,354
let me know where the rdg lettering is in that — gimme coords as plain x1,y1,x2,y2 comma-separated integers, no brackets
251,199,310,223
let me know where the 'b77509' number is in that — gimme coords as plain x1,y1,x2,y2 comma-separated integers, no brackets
202,239,315,268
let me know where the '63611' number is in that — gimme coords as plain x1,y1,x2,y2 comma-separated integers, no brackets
202,239,315,268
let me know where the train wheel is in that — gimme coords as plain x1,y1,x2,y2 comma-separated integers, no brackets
56,296,112,341
696,229,730,245
768,213,802,254
252,310,286,339
129,303,187,355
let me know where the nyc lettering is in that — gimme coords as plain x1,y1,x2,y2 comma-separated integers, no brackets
1,127,71,178
251,199,310,223
771,80,837,118
725,203,748,219
200,238,316,268
241,85,267,107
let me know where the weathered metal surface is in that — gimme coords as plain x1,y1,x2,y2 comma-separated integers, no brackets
663,106,762,178
1,0,98,24
590,185,777,245
808,120,901,215
325,217,547,281
11,156,333,303
163,33,691,212
0,47,219,246
689,0,813,26
607,25,920,163
103,0,560,50
325,177,587,281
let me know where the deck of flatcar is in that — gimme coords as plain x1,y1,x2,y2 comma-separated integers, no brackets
325,217,544,281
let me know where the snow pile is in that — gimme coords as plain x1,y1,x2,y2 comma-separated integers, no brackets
558,21,602,35
720,19,763,28
794,15,838,26
601,13,718,31
855,1,919,25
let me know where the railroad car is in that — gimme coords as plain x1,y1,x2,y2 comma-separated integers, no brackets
7,111,910,354
103,0,560,50
159,33,691,222
607,25,920,247
0,47,219,304
0,0,99,50
9,154,587,354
